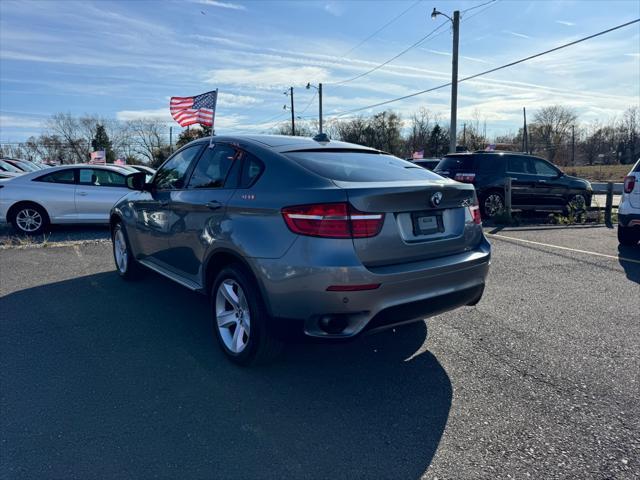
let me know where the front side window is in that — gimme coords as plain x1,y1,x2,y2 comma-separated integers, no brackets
155,144,203,190
532,159,559,176
36,169,76,184
79,169,126,187
188,145,237,189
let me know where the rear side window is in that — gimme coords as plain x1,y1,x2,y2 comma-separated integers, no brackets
36,169,76,184
188,144,237,189
285,151,441,182
435,156,475,172
239,153,264,187
632,159,640,173
507,156,535,174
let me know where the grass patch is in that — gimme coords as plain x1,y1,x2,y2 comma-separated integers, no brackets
564,164,631,182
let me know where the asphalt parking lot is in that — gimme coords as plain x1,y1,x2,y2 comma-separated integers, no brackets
1,226,638,479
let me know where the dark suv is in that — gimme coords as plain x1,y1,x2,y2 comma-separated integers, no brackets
434,151,593,218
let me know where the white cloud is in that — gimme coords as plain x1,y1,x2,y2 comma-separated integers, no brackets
555,20,575,26
503,30,532,39
0,115,44,129
205,66,330,89
116,109,172,122
189,34,253,49
193,0,247,10
218,92,263,107
324,2,345,17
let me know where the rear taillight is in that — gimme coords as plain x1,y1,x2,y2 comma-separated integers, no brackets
282,202,384,238
454,172,476,183
469,204,482,224
623,175,636,194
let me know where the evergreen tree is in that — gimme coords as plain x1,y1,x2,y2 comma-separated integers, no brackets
91,124,115,162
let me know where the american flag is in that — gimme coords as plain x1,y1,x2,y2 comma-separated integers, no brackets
170,90,217,127
89,150,106,165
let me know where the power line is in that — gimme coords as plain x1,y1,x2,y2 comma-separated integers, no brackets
298,91,318,116
325,18,640,120
330,20,449,86
462,0,497,14
327,1,498,87
341,0,424,57
461,0,499,22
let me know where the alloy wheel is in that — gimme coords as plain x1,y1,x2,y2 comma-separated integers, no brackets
215,279,251,354
114,228,129,274
484,194,504,217
16,208,42,233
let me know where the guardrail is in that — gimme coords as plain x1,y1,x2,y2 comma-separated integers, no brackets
502,178,623,228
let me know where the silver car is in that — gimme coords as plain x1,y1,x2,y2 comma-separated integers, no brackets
111,135,491,365
0,164,133,234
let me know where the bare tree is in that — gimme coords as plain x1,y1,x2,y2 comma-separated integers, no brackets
533,105,577,162
125,118,169,166
405,107,432,157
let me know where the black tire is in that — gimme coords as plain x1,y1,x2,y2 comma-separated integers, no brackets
112,222,142,280
10,203,49,235
480,191,505,218
565,194,587,220
211,264,283,366
618,225,639,246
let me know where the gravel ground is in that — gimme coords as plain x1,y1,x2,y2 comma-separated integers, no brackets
0,226,638,479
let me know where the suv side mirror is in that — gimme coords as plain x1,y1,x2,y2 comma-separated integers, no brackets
126,171,146,191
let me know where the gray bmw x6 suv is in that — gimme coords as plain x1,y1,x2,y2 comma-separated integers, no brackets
111,135,491,365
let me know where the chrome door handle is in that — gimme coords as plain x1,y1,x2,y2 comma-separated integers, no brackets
77,191,88,196
205,201,222,210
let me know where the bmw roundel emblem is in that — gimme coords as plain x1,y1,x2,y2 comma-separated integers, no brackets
430,191,443,207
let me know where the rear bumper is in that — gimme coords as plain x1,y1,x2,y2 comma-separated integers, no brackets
619,212,640,228
250,235,491,338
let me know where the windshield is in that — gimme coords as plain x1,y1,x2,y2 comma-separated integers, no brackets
0,160,22,173
285,151,444,182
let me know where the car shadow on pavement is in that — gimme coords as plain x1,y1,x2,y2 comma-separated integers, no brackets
618,245,640,284
1,270,451,480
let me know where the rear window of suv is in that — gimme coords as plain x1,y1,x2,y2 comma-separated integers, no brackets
436,155,504,174
284,150,442,182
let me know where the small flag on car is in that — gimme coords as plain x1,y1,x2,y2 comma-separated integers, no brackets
170,90,218,127
89,150,106,165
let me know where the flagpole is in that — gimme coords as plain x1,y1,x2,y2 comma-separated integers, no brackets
208,88,218,149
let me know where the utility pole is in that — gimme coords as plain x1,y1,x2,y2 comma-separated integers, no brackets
319,83,323,135
462,123,466,148
289,87,295,136
450,10,460,153
571,124,575,165
169,126,173,153
523,107,528,153
306,82,324,135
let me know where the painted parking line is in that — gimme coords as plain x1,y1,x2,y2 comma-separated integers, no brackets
486,233,640,265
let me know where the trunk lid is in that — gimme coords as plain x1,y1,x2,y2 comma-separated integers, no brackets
334,179,482,267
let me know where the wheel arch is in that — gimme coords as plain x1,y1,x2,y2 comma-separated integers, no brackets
7,200,51,224
203,248,273,316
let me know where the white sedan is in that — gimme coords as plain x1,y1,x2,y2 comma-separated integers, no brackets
0,164,137,235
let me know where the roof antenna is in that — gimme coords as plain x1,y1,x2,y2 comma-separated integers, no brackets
313,133,330,143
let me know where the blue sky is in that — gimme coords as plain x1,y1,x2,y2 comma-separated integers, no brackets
0,0,639,143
